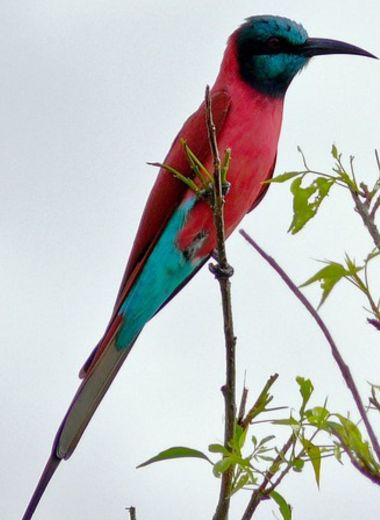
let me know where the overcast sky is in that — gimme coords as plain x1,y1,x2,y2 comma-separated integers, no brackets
1,1,380,519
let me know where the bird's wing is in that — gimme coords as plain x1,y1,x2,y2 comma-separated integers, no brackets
114,89,231,313
247,153,277,213
80,89,231,377
64,89,232,449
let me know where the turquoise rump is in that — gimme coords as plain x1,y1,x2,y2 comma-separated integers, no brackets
116,196,203,348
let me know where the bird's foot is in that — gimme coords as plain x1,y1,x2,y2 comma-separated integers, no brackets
221,181,231,196
208,262,234,279
197,186,214,204
197,181,231,202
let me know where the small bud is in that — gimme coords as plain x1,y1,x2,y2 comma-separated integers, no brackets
367,318,380,331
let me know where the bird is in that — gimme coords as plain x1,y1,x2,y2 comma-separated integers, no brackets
21,15,376,519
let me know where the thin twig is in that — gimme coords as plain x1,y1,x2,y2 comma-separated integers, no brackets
126,506,137,520
350,190,380,250
333,437,380,485
243,410,322,518
204,85,237,520
241,434,296,520
239,230,380,467
370,195,380,219
375,149,380,175
240,374,279,429
369,386,380,412
238,386,249,425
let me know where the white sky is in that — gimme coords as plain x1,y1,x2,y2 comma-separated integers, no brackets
1,1,380,519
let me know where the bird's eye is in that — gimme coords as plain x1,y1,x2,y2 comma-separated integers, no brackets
267,37,282,50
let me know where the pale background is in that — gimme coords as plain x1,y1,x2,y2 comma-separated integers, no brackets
1,1,380,519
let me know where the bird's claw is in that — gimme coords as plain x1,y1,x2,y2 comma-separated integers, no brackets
222,181,231,196
197,181,231,202
208,262,234,279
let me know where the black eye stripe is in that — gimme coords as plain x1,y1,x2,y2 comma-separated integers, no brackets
267,36,282,49
238,37,297,59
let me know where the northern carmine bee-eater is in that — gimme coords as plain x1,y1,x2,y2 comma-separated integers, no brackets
22,15,376,519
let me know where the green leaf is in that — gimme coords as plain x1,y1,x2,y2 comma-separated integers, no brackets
331,144,339,160
232,455,251,468
265,171,303,184
329,414,379,470
208,444,230,455
292,458,305,472
137,446,211,468
344,254,364,278
148,161,200,194
258,454,275,462
288,176,335,234
305,406,330,427
273,417,299,426
289,177,317,233
257,435,276,448
221,148,232,185
231,424,247,451
325,420,345,438
332,160,357,190
300,261,350,307
270,490,292,520
181,138,213,184
333,445,343,463
230,474,250,496
296,377,314,412
302,439,321,487
330,144,357,189
213,457,233,477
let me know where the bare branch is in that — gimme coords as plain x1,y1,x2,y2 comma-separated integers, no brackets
239,230,380,466
370,195,380,219
241,434,296,520
126,506,137,520
204,86,237,520
369,386,380,412
350,189,380,250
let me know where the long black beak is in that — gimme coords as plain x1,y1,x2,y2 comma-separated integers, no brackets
301,37,377,59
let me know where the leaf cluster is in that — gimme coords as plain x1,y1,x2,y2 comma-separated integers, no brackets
137,376,380,519
270,146,380,320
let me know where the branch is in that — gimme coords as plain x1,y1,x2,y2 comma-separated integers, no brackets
239,230,380,467
331,433,380,486
237,385,249,425
203,86,237,520
369,386,380,412
239,374,279,430
370,195,380,220
241,434,296,520
126,506,137,520
351,189,380,250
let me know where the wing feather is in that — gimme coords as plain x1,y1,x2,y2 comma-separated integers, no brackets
80,90,231,377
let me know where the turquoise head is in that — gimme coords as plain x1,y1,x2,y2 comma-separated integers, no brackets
236,15,376,97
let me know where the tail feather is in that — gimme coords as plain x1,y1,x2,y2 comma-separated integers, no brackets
55,334,137,460
22,327,138,519
21,455,60,520
79,314,124,379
